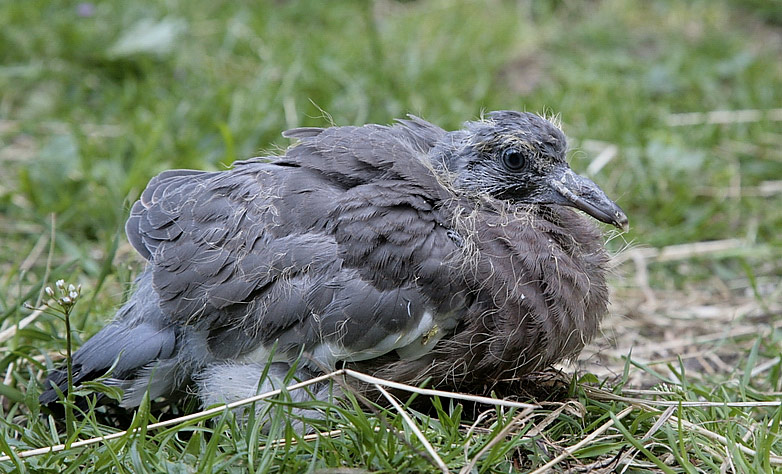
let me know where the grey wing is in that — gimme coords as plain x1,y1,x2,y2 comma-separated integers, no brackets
282,121,466,306
285,125,471,360
126,124,466,364
125,164,332,343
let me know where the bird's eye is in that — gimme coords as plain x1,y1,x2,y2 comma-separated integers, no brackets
501,149,525,171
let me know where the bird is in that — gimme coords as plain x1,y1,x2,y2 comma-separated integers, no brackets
40,110,627,416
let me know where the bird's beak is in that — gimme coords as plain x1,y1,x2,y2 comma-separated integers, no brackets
546,168,628,230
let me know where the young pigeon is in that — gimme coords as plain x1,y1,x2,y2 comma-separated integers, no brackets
41,111,627,413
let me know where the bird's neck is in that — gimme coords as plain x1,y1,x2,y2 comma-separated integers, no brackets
451,202,611,375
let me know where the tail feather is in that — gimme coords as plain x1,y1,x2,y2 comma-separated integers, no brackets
40,271,178,406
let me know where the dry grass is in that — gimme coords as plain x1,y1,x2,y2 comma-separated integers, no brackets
576,242,781,388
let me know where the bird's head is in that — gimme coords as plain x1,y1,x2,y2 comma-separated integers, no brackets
432,110,628,230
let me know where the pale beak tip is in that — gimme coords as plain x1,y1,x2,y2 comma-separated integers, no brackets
613,211,629,231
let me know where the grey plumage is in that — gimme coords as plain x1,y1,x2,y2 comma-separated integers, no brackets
41,111,627,414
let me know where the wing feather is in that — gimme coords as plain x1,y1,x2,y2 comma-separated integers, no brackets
127,120,467,361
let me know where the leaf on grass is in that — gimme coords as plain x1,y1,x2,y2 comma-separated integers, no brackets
107,17,186,58
75,380,124,403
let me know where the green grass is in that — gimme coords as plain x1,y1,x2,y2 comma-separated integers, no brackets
1,0,781,472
